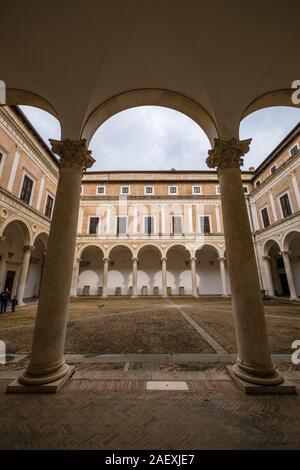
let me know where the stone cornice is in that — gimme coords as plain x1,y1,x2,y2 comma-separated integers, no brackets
253,211,300,238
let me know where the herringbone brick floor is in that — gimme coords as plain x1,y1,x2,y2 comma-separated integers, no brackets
0,377,300,450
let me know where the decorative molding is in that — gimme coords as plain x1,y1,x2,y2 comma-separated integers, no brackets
50,139,95,173
206,138,252,170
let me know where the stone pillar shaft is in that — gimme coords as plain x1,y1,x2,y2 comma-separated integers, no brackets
281,251,297,299
207,138,282,385
262,256,275,297
19,139,94,386
161,257,167,297
132,257,138,297
219,257,228,296
16,245,34,305
190,257,198,296
70,257,81,297
102,258,109,298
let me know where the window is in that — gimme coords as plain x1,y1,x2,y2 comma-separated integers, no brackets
144,186,154,195
200,216,211,234
255,180,261,188
168,186,178,195
280,193,292,218
116,216,127,235
20,174,34,204
89,217,99,234
121,186,130,195
45,194,54,218
243,186,249,194
144,216,155,235
192,186,202,194
261,207,270,228
0,151,4,178
270,164,277,174
172,216,183,234
216,186,221,194
96,186,106,194
290,144,299,156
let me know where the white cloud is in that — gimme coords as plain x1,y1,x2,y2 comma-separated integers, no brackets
20,105,300,171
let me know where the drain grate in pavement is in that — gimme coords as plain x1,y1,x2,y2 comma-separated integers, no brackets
146,381,189,391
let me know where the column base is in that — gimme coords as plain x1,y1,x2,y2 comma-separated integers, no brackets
227,366,296,395
6,365,75,394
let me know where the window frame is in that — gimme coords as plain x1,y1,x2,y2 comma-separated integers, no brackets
255,180,261,188
171,215,183,235
278,191,293,219
143,215,156,235
116,215,128,235
0,147,7,180
168,185,178,195
199,215,211,234
216,185,221,195
144,186,154,195
44,192,55,219
270,164,277,174
289,144,299,156
260,205,270,229
120,186,130,195
192,185,202,195
88,216,100,235
19,170,35,206
243,185,249,194
96,185,106,195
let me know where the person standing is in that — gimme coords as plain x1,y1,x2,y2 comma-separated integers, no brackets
11,295,18,313
0,288,10,314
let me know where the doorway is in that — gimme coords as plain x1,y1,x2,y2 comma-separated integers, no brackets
4,270,16,293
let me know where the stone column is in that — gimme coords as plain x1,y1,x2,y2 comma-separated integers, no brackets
161,257,167,297
262,256,275,297
16,245,35,305
70,257,81,297
219,256,228,297
18,139,94,387
207,138,282,385
132,257,138,297
281,251,297,300
190,257,198,297
102,257,109,298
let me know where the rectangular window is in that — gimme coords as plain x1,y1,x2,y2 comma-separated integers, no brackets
144,216,155,234
121,186,130,195
261,207,270,228
96,186,106,194
255,180,261,188
20,174,34,204
290,144,299,156
200,215,211,234
145,186,154,195
169,186,178,195
172,216,183,234
216,186,221,194
89,217,99,234
270,165,277,174
45,194,54,218
116,216,127,235
243,186,249,194
192,186,202,194
280,193,292,218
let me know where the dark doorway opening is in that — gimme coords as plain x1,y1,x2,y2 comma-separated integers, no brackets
4,270,16,293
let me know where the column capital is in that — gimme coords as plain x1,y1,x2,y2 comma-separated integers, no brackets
280,250,290,257
262,255,270,261
206,138,252,170
190,256,196,261
132,257,138,262
49,138,95,173
23,245,35,253
161,257,167,262
103,257,110,262
218,256,225,262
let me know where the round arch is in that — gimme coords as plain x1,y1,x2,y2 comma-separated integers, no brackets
137,244,163,258
108,243,134,259
32,231,48,248
78,243,104,259
165,243,192,258
195,243,221,258
81,88,218,146
1,217,31,245
282,229,300,251
240,89,300,126
263,238,280,256
3,88,59,120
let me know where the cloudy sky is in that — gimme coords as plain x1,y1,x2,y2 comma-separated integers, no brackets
20,105,300,171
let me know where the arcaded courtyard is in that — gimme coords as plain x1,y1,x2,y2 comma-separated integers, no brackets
1,297,300,450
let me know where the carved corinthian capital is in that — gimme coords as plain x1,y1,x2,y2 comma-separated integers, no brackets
49,138,95,173
206,138,252,170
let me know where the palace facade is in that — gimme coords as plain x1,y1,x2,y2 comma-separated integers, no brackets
0,106,300,304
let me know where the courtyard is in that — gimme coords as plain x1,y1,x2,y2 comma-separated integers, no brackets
1,297,300,450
